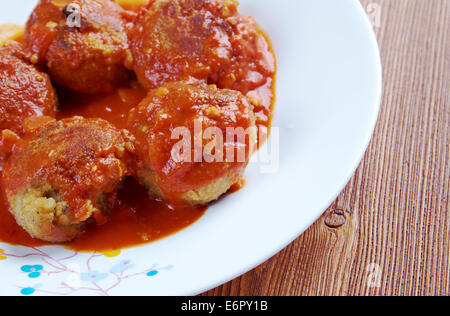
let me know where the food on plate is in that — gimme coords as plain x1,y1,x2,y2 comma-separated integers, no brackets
127,0,275,94
0,0,276,248
0,41,56,135
0,40,56,169
1,117,135,242
25,0,133,94
127,81,256,206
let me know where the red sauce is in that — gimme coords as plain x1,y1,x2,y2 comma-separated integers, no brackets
56,82,147,129
0,176,206,251
68,178,207,251
228,178,246,194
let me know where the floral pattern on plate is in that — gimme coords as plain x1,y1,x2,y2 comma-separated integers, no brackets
0,245,173,296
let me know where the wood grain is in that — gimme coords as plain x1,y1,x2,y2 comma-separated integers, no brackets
203,0,449,296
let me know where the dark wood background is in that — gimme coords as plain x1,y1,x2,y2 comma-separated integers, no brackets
203,0,449,296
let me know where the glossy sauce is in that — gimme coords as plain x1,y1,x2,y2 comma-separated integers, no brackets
68,178,207,251
0,3,276,252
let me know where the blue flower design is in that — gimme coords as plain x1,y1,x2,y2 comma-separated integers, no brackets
21,265,44,278
110,260,135,274
21,287,35,296
146,270,159,277
80,271,109,283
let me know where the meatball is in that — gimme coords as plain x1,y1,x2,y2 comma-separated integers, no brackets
127,82,256,206
25,0,133,94
127,0,275,94
0,41,56,135
0,41,56,168
1,117,135,242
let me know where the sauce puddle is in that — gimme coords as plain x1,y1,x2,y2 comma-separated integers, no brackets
68,178,206,251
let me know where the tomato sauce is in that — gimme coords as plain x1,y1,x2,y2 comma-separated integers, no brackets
68,178,207,251
0,1,276,252
56,82,147,130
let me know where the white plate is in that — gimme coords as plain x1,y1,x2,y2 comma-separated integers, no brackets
0,0,381,296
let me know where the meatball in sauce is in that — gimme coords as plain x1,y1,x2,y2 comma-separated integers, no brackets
0,40,56,170
127,0,275,95
25,0,133,94
128,82,256,206
1,117,135,242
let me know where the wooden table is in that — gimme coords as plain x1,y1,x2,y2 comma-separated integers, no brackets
204,0,449,296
